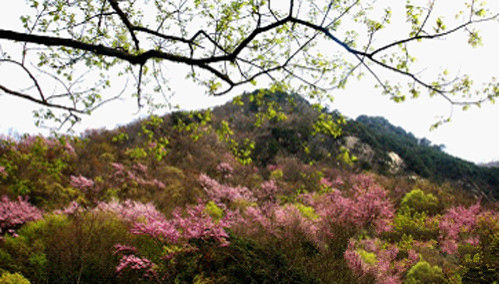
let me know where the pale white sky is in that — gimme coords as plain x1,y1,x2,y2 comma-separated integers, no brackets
0,1,498,163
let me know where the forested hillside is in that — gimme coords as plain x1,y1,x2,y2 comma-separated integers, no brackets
0,91,498,283
343,116,498,199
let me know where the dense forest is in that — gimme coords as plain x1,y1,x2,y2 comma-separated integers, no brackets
0,91,498,283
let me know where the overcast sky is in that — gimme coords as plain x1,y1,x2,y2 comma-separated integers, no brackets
0,1,498,164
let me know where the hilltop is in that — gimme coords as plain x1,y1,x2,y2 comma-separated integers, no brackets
210,91,498,199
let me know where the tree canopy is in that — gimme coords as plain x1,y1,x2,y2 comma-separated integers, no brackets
0,0,498,129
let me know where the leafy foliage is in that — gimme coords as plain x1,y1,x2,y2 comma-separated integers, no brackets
404,261,447,284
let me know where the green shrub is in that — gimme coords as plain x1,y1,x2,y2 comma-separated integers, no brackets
459,212,499,283
174,234,319,283
0,212,141,283
357,249,378,265
388,211,439,241
400,189,439,215
294,203,319,220
404,261,447,284
0,272,31,284
204,201,224,220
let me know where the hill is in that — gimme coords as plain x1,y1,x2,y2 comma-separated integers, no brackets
211,91,498,199
343,116,498,199
0,90,498,283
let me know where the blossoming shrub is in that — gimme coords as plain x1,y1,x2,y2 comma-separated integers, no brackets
199,174,256,205
344,238,419,283
439,203,482,255
311,174,395,239
115,202,237,281
0,195,42,238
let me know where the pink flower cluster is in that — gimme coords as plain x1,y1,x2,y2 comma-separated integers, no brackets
111,162,165,189
114,201,235,278
131,203,233,248
63,141,76,155
243,203,321,248
0,166,7,178
96,199,165,223
311,174,394,235
439,203,482,254
199,174,255,204
319,177,333,189
116,254,157,280
17,135,75,156
0,195,42,237
54,201,81,215
70,175,95,191
216,162,234,178
344,238,418,284
255,180,280,200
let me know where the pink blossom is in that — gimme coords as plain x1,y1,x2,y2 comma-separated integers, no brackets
244,206,273,233
111,162,126,174
199,174,255,204
256,180,280,200
464,237,480,246
267,164,280,171
70,175,95,191
116,254,157,279
408,249,419,263
312,174,394,235
133,163,148,173
334,176,344,186
129,202,234,249
111,163,165,189
344,247,368,277
64,141,76,155
242,203,322,248
114,244,138,255
0,166,7,178
439,203,482,254
216,162,234,178
320,177,333,189
131,218,180,243
96,199,165,223
0,195,42,236
54,201,81,215
344,238,417,284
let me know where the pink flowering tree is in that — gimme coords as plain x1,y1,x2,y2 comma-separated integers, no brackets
95,199,166,223
108,162,166,199
216,162,234,180
114,201,237,281
310,174,395,239
0,166,7,179
439,203,482,255
439,203,499,268
199,174,255,206
111,162,166,190
344,238,419,284
0,195,42,238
